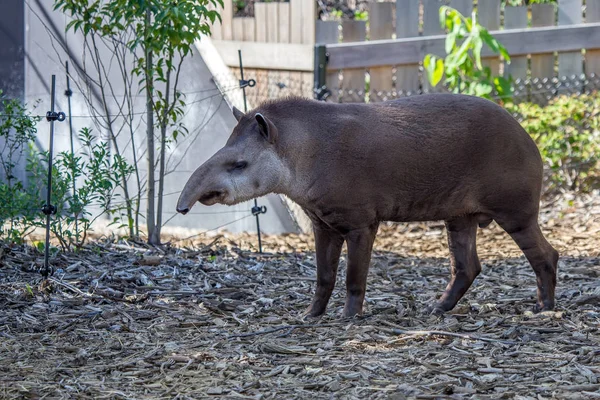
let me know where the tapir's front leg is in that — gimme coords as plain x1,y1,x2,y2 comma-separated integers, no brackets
305,224,345,317
343,223,379,317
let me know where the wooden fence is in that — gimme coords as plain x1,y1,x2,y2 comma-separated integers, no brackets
207,0,600,105
209,0,317,106
317,0,600,103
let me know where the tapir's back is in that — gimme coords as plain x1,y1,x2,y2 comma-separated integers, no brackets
302,94,544,223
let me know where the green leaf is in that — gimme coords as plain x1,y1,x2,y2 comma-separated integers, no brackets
424,54,444,86
445,32,456,53
472,36,483,70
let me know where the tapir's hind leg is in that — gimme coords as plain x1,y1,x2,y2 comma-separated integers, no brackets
433,215,481,314
496,217,559,311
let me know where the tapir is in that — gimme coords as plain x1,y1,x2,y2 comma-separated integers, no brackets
176,94,559,317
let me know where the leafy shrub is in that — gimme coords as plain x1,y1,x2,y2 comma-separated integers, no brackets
505,93,600,193
424,6,513,100
1,92,134,249
0,94,42,243
26,128,135,250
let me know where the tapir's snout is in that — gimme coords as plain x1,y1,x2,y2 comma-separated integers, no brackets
176,151,232,214
176,206,190,215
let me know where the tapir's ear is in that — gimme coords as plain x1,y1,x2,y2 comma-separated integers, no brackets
232,106,244,122
255,113,278,144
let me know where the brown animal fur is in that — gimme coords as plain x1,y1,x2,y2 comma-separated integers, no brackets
177,94,559,317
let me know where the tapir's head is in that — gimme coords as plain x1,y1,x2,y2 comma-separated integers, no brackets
176,106,289,214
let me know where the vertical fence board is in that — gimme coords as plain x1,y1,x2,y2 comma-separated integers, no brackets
243,17,255,42
395,0,420,95
587,0,600,76
290,0,303,44
279,3,290,44
368,2,395,101
266,3,279,43
221,0,233,40
317,21,340,101
503,6,528,81
531,4,555,82
478,0,501,76
302,0,316,44
301,1,317,99
341,21,367,102
423,0,446,92
450,0,473,17
255,3,268,42
276,4,291,101
254,3,268,100
266,3,280,102
208,2,222,40
423,0,445,36
557,0,583,84
232,18,244,41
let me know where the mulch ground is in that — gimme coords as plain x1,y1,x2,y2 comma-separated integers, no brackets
1,193,599,399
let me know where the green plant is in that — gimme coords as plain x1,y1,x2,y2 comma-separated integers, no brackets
505,93,600,192
54,0,222,244
354,10,368,21
0,93,42,243
424,6,513,100
26,128,135,250
506,0,556,6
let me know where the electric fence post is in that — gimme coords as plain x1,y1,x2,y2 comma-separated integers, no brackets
41,75,66,278
237,50,266,253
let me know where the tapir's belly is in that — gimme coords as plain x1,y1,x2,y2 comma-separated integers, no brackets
309,177,483,232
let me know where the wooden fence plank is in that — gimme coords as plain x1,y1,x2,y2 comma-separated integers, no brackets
290,0,303,44
213,41,314,71
369,2,394,101
504,6,528,81
341,20,366,102
450,0,473,17
395,0,420,95
423,0,445,92
478,0,501,76
232,17,244,41
558,0,583,84
531,3,555,83
243,17,255,42
266,2,279,43
423,0,445,36
221,0,233,40
317,21,340,101
279,2,290,44
587,0,600,76
255,3,267,42
302,0,316,44
325,23,600,70
208,2,222,40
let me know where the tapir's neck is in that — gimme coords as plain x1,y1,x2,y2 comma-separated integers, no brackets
254,99,348,207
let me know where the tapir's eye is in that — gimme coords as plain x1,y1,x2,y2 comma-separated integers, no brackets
233,161,248,171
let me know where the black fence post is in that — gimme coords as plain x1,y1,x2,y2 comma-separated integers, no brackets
313,44,330,101
41,75,66,278
237,50,266,253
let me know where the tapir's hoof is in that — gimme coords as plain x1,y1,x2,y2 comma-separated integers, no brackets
342,304,364,318
341,311,362,319
302,304,326,319
430,307,446,316
533,301,555,313
426,303,448,316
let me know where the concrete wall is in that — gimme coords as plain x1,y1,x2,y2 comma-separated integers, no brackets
0,0,300,235
0,1,25,99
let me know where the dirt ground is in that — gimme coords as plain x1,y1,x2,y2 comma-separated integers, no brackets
1,193,599,399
